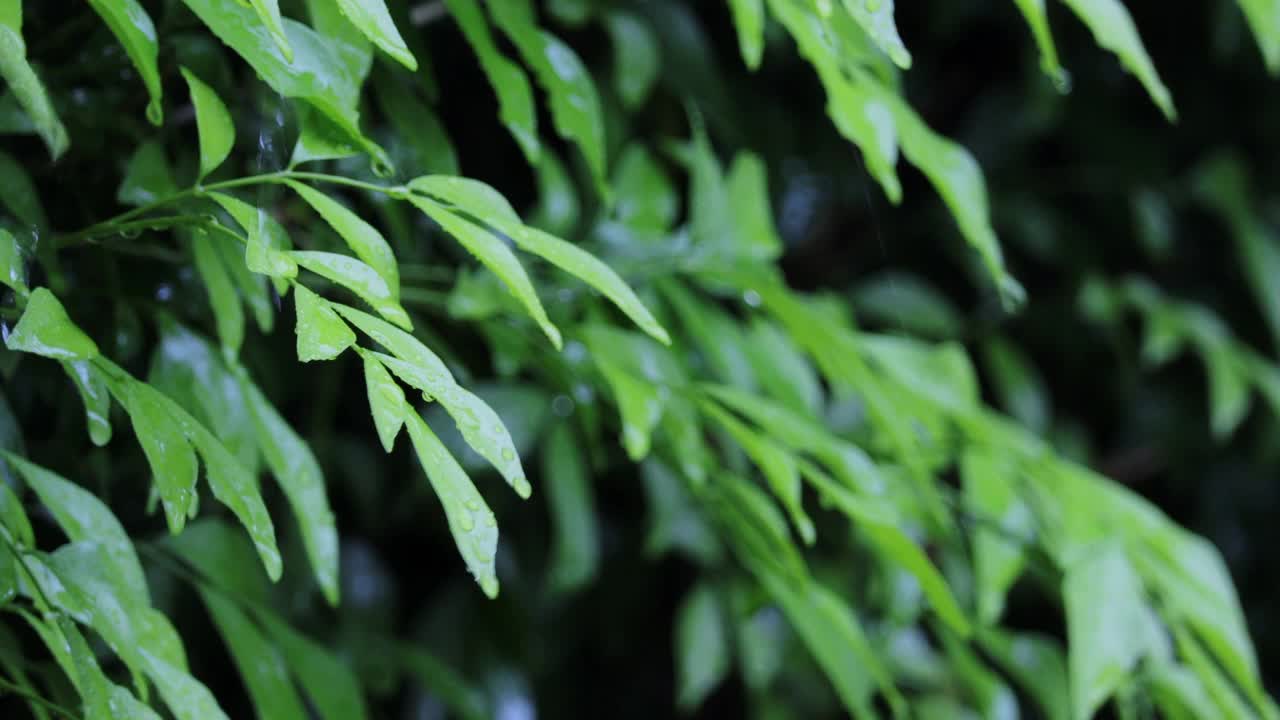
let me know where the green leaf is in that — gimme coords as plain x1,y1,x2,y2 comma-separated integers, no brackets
1012,0,1064,82
241,377,340,605
1064,544,1151,720
397,646,487,720
403,407,501,598
117,141,177,207
213,236,274,332
0,218,27,295
591,350,664,461
116,379,198,531
180,67,235,180
727,152,783,262
200,588,308,720
285,180,399,296
139,648,232,720
530,149,578,237
293,284,356,362
167,519,270,603
57,617,114,720
304,0,372,81
246,0,292,60
515,226,670,344
3,453,147,604
851,271,962,340
983,335,1051,433
87,0,163,124
701,401,814,545
5,288,99,360
332,303,532,497
290,250,410,330
61,360,112,446
0,476,33,546
290,105,362,167
1237,0,1280,73
443,0,540,162
371,74,458,176
604,10,660,108
743,319,822,417
358,347,406,452
209,192,298,279
179,0,390,171
543,423,599,593
613,144,678,231
0,148,46,227
488,0,608,196
1059,0,1175,119
193,234,245,357
979,630,1070,720
890,98,1023,306
675,583,730,711
332,0,416,69
962,448,1031,625
1149,663,1220,720
726,0,765,69
0,7,68,159
256,611,370,720
841,0,912,68
408,196,560,347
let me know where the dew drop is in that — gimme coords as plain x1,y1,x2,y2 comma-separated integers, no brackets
386,185,411,201
458,512,475,532
466,499,481,512
120,227,142,239
484,513,496,528
501,447,515,462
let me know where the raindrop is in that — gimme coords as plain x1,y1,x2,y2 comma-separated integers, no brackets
155,284,174,301
119,227,142,239
501,448,515,462
484,513,496,528
551,394,574,417
742,289,762,307
466,499,481,512
386,186,411,201
458,512,475,532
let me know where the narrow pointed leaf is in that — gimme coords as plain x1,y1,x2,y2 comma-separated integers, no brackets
333,0,416,69
1059,0,1175,119
409,198,560,347
290,250,408,329
675,583,730,711
543,423,598,593
256,611,371,720
5,288,99,360
242,378,340,604
209,192,298,278
488,0,607,194
0,226,27,294
180,67,235,179
403,408,501,598
359,348,406,452
841,0,911,68
285,180,398,296
214,237,274,332
514,226,670,344
61,360,113,446
1237,0,1280,73
725,0,765,69
0,7,68,158
200,588,307,720
1012,0,1064,80
89,0,163,124
117,380,198,531
592,353,664,460
443,0,540,162
117,141,176,207
332,304,532,496
193,234,245,356
293,284,356,362
605,10,660,107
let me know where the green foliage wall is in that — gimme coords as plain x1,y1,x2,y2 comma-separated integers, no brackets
0,0,1278,718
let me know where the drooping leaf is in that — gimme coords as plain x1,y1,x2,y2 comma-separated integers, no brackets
409,196,560,347
743,319,822,417
331,0,416,69
193,234,245,356
604,10,660,108
841,0,912,68
443,0,540,162
0,5,68,158
962,448,1031,625
256,611,371,720
304,0,372,81
674,583,730,711
116,379,199,531
333,304,532,497
542,423,599,593
516,226,670,344
403,407,501,598
1065,544,1151,720
209,192,298,279
180,67,235,180
1236,0,1280,73
725,0,765,69
1012,0,1064,81
293,284,356,362
0,219,26,296
60,359,112,446
487,0,608,196
1058,0,1175,119
290,250,408,329
241,377,340,604
83,0,163,124
285,180,398,296
5,288,99,360
0,475,33,546
613,144,679,232
371,74,458,176
358,347,406,452
397,646,488,720
200,588,308,720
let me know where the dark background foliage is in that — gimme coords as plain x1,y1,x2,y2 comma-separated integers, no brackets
2,0,1278,717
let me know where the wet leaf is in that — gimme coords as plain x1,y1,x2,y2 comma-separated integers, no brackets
290,250,409,330
358,347,406,452
841,0,911,68
675,583,729,711
193,234,245,356
332,0,416,69
117,141,177,207
1065,544,1150,720
293,284,356,362
209,192,298,279
5,288,100,360
200,588,307,720
543,423,598,593
0,6,68,158
115,379,198,532
1059,0,1175,119
180,67,235,179
726,0,765,69
605,11,659,108
285,180,398,296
